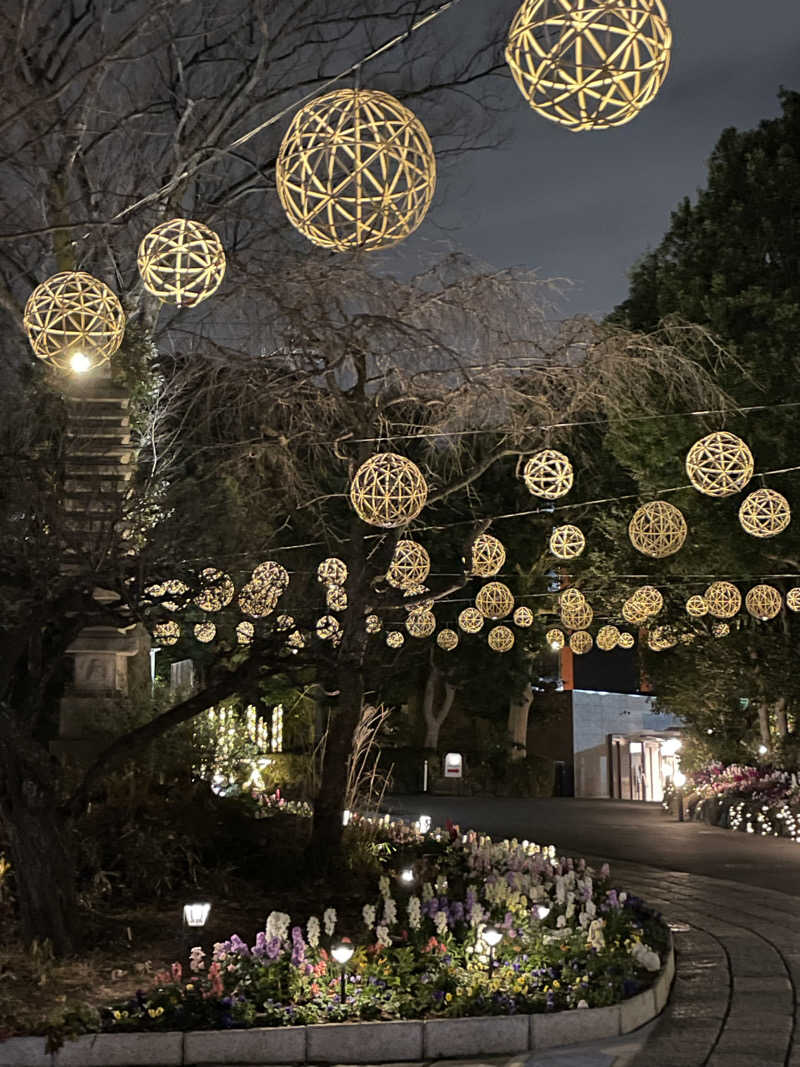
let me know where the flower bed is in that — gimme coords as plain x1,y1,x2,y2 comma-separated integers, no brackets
96,820,667,1034
684,762,800,842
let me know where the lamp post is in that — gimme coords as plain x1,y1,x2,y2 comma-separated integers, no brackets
331,939,354,1002
182,902,211,963
481,925,503,976
673,769,686,822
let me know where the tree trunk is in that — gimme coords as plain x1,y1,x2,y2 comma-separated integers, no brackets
507,681,533,760
422,664,457,751
757,703,771,747
774,697,788,738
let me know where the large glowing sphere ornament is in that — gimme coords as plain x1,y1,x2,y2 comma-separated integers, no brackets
238,582,279,618
470,533,506,577
569,630,593,655
236,620,254,645
252,561,290,593
704,581,741,619
546,627,565,649
317,558,348,586
276,89,436,252
685,431,754,497
458,608,484,634
365,614,383,634
596,625,619,651
137,219,225,307
738,488,791,538
475,581,515,619
686,595,708,618
513,606,534,628
549,524,585,560
631,585,663,617
326,585,348,612
316,615,342,644
387,540,431,589
194,621,216,643
386,630,405,649
488,625,515,652
195,568,235,612
622,597,648,626
153,620,180,646
506,0,671,132
24,271,125,371
561,598,593,630
350,453,428,528
628,500,687,558
437,628,459,651
745,584,782,621
406,609,436,638
523,449,573,498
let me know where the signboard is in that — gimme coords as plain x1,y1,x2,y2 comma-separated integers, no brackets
443,752,463,778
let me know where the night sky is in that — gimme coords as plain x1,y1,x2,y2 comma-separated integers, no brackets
423,0,800,319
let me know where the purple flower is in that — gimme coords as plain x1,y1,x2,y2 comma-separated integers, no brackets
451,901,464,922
266,936,282,960
252,931,268,958
290,926,306,967
229,934,250,957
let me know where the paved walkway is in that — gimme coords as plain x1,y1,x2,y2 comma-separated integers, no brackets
383,796,800,1066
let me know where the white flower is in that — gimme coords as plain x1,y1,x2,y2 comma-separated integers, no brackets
379,875,391,899
470,902,486,928
619,891,627,904
578,911,590,928
631,941,660,971
422,882,434,902
376,924,391,948
212,942,227,962
577,999,589,1009
189,946,205,972
434,910,448,938
306,916,320,948
407,896,421,930
585,898,596,919
383,897,397,927
556,914,567,929
362,903,376,929
587,918,605,951
266,911,291,941
566,900,575,920
323,908,337,936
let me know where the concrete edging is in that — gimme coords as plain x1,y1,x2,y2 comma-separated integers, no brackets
0,940,674,1065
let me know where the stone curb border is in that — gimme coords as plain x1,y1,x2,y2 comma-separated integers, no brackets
0,941,673,1066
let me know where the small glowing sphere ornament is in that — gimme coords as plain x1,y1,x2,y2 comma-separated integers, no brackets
276,614,295,632
387,540,431,588
458,607,484,634
513,606,534,628
365,614,382,634
618,631,635,649
787,588,800,613
569,630,593,655
316,615,342,643
24,271,125,371
195,568,235,612
287,629,306,650
622,597,648,626
317,558,348,586
546,627,565,649
437,628,459,651
685,431,754,497
506,0,671,132
745,584,782,620
406,609,436,638
647,625,677,652
738,488,791,538
686,595,708,618
194,621,216,643
326,585,348,611
350,453,428,528
549,524,585,560
596,625,620,651
475,581,515,619
488,625,515,652
239,581,279,618
628,500,687,558
523,449,573,499
386,630,405,649
153,620,180,645
561,600,593,631
704,581,741,619
712,621,730,639
631,585,663,617
236,620,254,645
276,88,436,252
137,218,225,306
252,561,290,592
470,533,506,577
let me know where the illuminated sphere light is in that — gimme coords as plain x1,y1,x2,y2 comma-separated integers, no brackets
145,578,189,612
513,606,534,628
561,600,593,631
546,627,565,649
621,597,648,626
506,0,671,132
236,620,254,645
738,488,791,538
549,524,585,560
350,453,428,528
153,620,180,646
787,588,800,613
386,630,405,649
365,614,383,634
523,449,573,499
569,630,593,655
712,621,730,639
195,568,235,612
686,595,708,618
488,625,515,652
475,581,515,620
326,585,348,612
387,539,431,589
276,88,436,252
596,625,620,651
276,614,295,631
239,581,279,618
470,533,506,577
23,271,125,371
685,431,754,498
628,500,687,558
437,628,459,651
316,615,342,643
137,218,225,307
287,630,306,650
704,581,741,619
617,631,635,650
745,584,782,621
317,557,348,586
631,585,663,617
194,621,216,643
252,561,290,592
458,607,484,634
559,587,586,609
647,625,677,652
406,609,436,638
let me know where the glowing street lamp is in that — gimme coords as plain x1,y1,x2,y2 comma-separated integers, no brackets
673,769,686,823
758,744,768,756
399,867,415,885
331,939,354,1001
183,902,211,928
481,925,503,975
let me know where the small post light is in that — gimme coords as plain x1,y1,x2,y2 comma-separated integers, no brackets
69,351,91,374
183,902,211,928
342,809,351,826
481,925,503,975
417,814,431,834
758,744,768,756
331,939,354,1002
400,867,415,885
673,769,686,822
533,903,551,921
